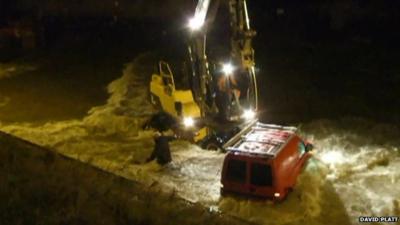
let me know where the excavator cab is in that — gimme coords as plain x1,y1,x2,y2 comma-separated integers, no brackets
149,61,207,142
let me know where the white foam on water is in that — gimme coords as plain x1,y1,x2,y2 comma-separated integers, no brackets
1,57,399,224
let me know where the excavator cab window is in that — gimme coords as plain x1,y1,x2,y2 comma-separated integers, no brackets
159,61,175,95
159,61,175,87
158,59,191,91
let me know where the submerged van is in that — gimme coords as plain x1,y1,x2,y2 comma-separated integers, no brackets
221,122,313,201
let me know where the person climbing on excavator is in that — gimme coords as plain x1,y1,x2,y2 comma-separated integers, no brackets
215,63,243,121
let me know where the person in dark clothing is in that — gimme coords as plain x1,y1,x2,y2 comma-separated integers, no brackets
215,89,230,121
147,132,175,165
142,111,179,132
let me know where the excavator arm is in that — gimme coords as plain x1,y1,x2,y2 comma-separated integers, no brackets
147,0,258,146
187,0,258,120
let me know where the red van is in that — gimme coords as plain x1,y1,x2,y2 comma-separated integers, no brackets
221,122,313,201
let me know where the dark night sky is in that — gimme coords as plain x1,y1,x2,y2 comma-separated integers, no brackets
1,0,399,123
1,0,399,39
0,0,192,20
1,0,399,40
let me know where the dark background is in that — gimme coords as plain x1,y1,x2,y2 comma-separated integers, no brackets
0,0,399,124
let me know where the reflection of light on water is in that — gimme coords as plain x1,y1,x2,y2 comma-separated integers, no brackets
320,150,346,165
2,55,400,224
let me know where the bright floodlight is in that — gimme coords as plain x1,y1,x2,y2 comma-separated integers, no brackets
183,117,195,127
188,16,204,30
242,109,256,120
222,63,234,76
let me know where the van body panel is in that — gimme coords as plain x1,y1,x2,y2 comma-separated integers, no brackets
221,122,313,200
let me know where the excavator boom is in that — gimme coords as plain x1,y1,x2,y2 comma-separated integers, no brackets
148,0,259,146
187,0,258,119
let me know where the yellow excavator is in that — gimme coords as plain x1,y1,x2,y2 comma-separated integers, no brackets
149,0,258,149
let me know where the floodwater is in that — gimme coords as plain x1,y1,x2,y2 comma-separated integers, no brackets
0,58,399,225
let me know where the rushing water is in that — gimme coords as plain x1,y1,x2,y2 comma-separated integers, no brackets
1,58,399,225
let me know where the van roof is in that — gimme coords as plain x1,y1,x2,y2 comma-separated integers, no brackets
224,122,297,158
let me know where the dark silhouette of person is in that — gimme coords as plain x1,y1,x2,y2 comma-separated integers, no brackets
143,112,181,165
215,72,243,121
147,132,175,165
142,111,178,132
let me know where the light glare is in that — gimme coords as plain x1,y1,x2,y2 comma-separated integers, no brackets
222,63,234,75
242,109,256,120
188,17,204,30
183,117,195,127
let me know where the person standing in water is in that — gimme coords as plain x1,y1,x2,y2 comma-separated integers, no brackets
147,131,175,165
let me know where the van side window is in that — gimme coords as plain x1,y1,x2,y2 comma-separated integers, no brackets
250,163,273,186
226,160,246,183
298,141,306,156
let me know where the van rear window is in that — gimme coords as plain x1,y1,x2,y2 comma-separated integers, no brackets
226,160,246,183
250,163,273,186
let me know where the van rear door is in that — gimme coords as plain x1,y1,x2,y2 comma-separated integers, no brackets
222,157,248,195
248,161,275,197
